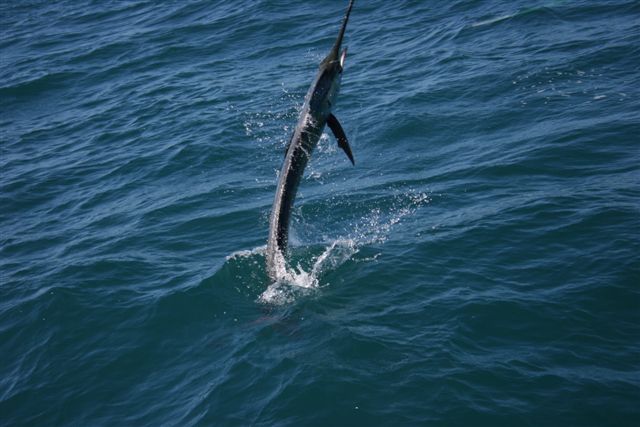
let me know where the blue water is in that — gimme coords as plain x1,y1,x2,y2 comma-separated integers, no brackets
1,0,639,425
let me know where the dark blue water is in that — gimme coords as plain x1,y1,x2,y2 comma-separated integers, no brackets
1,1,639,425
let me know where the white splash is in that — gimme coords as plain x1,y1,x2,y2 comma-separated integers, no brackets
258,239,358,305
225,245,265,261
257,190,431,305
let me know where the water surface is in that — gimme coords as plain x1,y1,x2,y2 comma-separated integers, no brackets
1,1,639,425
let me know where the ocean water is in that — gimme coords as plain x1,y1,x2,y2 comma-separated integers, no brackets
1,0,639,425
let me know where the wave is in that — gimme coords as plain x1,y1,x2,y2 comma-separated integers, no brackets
0,71,83,101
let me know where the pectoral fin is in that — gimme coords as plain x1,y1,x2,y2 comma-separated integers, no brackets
327,113,355,165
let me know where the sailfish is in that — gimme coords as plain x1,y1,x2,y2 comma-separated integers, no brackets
265,0,356,279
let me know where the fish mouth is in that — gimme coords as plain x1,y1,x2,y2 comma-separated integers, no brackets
340,48,347,68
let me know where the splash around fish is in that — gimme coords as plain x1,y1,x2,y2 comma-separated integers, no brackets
224,190,430,305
